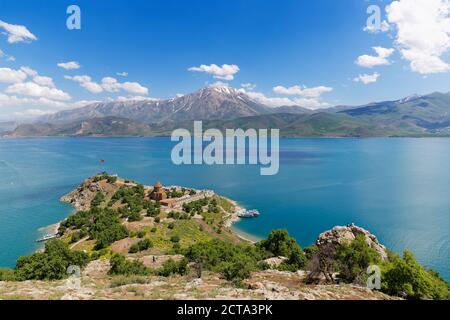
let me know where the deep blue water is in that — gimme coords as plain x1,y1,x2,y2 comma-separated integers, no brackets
0,137,449,280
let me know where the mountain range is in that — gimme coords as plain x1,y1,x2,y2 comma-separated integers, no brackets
3,86,450,137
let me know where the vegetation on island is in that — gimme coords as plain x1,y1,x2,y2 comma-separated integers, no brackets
1,173,449,300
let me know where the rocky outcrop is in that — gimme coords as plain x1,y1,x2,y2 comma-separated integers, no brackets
60,176,119,211
316,224,388,260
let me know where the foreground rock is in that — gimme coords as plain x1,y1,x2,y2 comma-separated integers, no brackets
316,224,388,260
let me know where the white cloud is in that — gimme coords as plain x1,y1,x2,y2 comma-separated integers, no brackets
114,95,157,102
0,93,67,110
0,94,103,120
0,67,27,84
70,100,101,109
241,83,257,91
65,75,149,95
20,66,38,77
101,77,149,95
14,109,55,118
33,75,55,88
353,72,380,84
188,64,240,81
116,72,128,77
273,85,333,98
6,82,71,101
0,49,15,62
0,20,37,43
386,0,450,74
243,89,330,109
356,46,395,68
64,75,103,93
57,61,81,70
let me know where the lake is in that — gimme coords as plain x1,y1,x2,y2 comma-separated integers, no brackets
0,137,449,280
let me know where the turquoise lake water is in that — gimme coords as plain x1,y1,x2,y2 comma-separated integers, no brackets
0,137,449,280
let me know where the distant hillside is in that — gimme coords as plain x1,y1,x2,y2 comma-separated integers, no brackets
198,112,415,137
6,89,450,137
6,117,155,137
339,92,450,135
0,121,17,133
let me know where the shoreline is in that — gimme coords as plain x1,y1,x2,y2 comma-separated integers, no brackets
221,196,260,244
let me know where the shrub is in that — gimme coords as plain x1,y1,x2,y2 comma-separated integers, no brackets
94,224,129,250
0,268,16,281
334,235,380,284
381,251,450,299
129,239,153,254
157,258,188,277
15,240,90,281
137,231,146,238
109,254,149,276
91,192,105,207
258,229,307,271
184,239,263,280
221,256,256,283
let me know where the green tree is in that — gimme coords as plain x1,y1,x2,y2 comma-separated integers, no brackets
258,229,307,271
109,254,149,276
382,251,450,299
15,240,90,281
334,235,380,284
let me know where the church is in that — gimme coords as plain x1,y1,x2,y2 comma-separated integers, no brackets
150,181,167,201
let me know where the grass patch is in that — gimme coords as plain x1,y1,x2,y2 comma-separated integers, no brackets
110,275,149,288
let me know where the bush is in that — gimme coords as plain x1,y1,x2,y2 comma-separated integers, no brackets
221,256,256,283
334,235,380,284
15,240,90,281
170,235,180,243
157,258,188,277
91,192,105,207
258,229,307,271
184,239,263,280
109,254,149,276
381,251,450,299
0,268,16,281
129,239,153,254
94,224,129,250
137,231,146,238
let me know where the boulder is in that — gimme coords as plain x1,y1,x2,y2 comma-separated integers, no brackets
316,224,388,260
263,256,288,268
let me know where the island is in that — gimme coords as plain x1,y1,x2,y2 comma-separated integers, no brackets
0,173,449,300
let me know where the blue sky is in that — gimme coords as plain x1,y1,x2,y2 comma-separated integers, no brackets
0,0,449,120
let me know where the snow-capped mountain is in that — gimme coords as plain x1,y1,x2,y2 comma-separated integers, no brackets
41,85,273,124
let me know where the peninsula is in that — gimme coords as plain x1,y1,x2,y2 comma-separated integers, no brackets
0,173,449,300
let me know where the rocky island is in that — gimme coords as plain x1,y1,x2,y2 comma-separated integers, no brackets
0,174,449,300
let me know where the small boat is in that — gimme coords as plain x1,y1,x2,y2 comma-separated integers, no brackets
237,209,260,218
36,234,57,242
